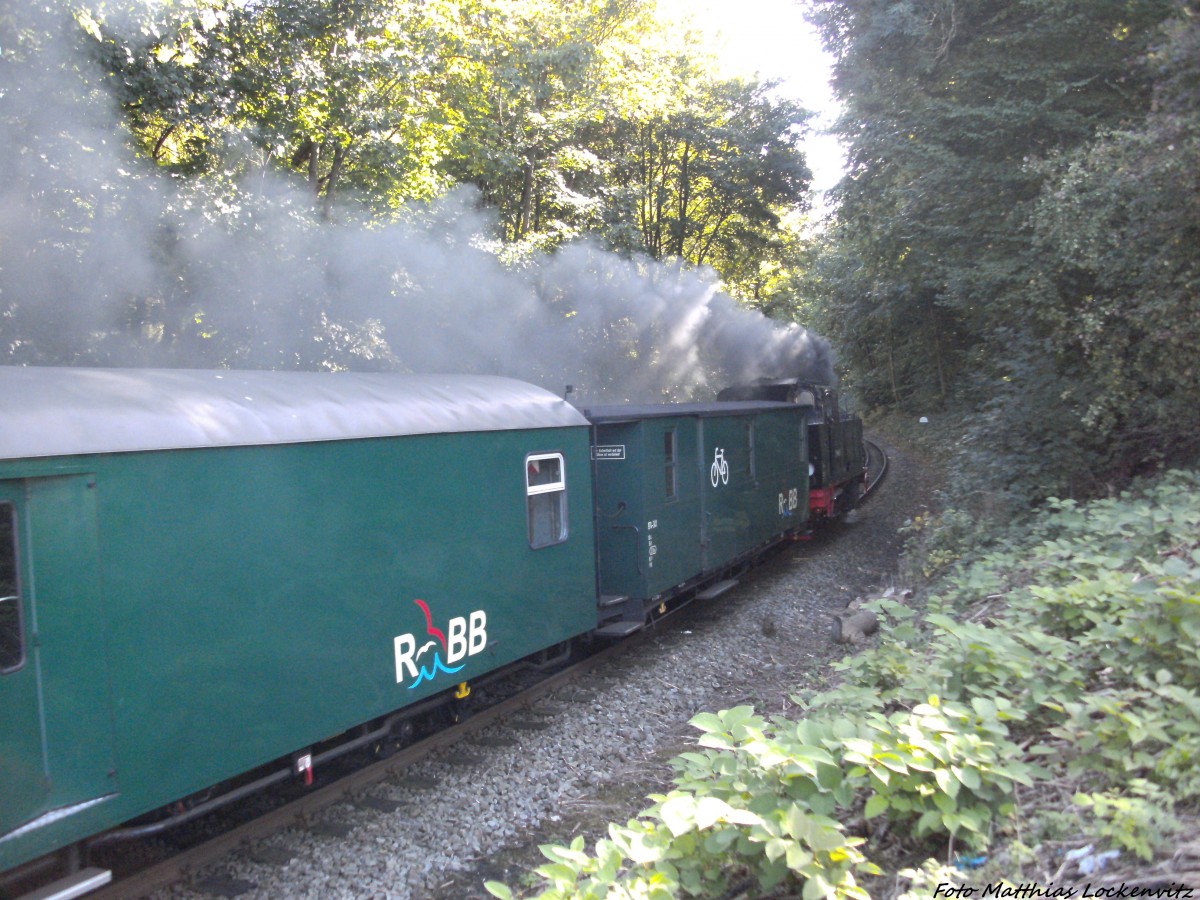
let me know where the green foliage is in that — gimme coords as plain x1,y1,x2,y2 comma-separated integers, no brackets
838,470,1200,868
489,691,1034,896
895,859,972,900
492,684,1033,895
490,469,1200,896
90,0,471,210
894,472,1200,736
491,706,878,899
437,0,651,244
899,509,981,580
78,0,812,301
812,0,1198,500
1024,5,1200,486
842,697,1033,848
1,1,822,369
1074,781,1180,862
602,77,811,273
903,472,1200,863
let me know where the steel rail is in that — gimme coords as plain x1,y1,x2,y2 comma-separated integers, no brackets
861,438,888,498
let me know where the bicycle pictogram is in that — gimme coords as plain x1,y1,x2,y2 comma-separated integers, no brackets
710,447,729,487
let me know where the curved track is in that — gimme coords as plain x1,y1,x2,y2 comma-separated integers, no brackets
862,438,888,498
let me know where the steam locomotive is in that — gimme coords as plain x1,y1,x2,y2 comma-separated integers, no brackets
0,367,865,898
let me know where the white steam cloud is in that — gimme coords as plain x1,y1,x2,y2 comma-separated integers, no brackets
0,4,835,403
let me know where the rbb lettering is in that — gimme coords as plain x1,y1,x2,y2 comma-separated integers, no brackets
469,610,487,655
394,634,417,682
446,610,488,662
447,616,468,663
393,606,490,684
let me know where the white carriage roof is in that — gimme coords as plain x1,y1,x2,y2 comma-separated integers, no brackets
0,367,589,461
582,400,796,423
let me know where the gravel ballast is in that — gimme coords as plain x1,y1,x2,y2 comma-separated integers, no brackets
156,438,931,900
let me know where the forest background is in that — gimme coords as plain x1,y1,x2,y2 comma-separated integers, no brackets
1,0,1197,508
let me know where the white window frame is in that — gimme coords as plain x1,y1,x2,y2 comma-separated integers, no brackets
526,452,568,549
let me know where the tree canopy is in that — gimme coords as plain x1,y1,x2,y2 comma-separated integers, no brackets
809,0,1199,499
86,0,813,256
0,0,820,382
4,0,1197,495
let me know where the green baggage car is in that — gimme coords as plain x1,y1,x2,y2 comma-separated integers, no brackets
0,367,597,889
584,401,809,632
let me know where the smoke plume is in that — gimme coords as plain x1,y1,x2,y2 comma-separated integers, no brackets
0,4,835,403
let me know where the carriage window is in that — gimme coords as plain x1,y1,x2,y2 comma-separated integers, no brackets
0,503,24,673
527,453,568,549
664,430,677,499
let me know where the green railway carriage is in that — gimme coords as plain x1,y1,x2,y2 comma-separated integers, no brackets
584,402,809,629
0,368,597,882
716,380,867,520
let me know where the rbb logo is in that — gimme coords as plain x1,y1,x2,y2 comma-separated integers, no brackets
447,611,488,662
393,600,489,687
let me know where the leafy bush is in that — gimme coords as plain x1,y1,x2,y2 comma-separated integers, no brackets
487,706,879,900
844,697,1034,847
489,470,1200,897
899,508,982,580
487,700,1033,897
1074,780,1180,862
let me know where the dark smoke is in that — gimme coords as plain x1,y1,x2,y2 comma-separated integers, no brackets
0,4,835,403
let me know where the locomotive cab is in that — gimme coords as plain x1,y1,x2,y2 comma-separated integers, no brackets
796,385,866,518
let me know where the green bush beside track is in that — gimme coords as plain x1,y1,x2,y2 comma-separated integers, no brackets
488,469,1200,898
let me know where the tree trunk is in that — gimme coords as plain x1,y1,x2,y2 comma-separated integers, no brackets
929,304,948,405
516,153,536,239
308,141,320,192
887,308,902,407
673,139,690,257
321,144,345,221
889,344,901,407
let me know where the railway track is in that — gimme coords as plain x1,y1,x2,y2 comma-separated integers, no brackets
863,438,888,497
63,444,892,900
